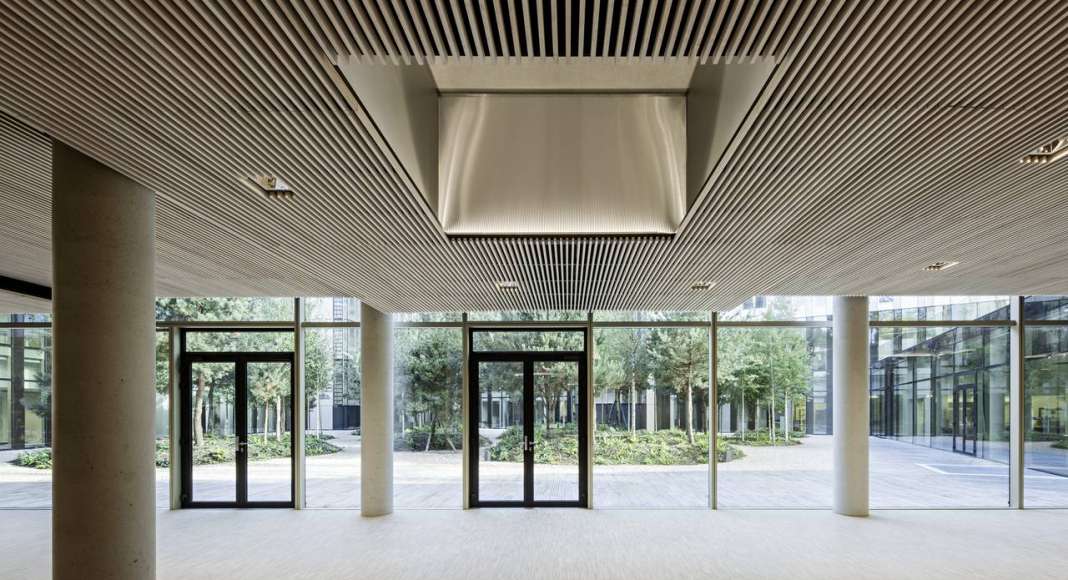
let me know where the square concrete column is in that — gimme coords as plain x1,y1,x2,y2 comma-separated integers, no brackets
833,296,869,516
360,303,393,516
52,143,156,578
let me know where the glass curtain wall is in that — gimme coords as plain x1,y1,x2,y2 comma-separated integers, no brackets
593,325,711,508
716,326,833,508
1023,298,1068,506
0,322,52,508
393,327,463,508
303,326,359,508
868,324,1010,507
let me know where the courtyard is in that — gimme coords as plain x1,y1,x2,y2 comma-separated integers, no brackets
3,433,1066,510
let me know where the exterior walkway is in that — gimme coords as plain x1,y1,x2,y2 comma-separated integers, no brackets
2,433,1067,509
2,508,1067,579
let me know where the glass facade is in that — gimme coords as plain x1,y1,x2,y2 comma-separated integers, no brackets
5,297,1068,510
593,326,711,508
304,327,360,508
393,327,463,508
1024,326,1068,506
716,327,833,508
869,325,1010,507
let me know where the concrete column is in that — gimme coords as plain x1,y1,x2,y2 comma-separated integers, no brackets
51,143,156,579
833,296,869,516
360,303,393,516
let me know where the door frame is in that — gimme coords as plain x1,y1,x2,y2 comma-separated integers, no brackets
952,382,978,456
179,329,296,508
467,327,589,508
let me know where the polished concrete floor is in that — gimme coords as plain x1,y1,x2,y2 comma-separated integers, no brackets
4,434,1068,509
1,508,1066,579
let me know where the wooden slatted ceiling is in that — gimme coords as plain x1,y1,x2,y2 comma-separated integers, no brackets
0,1,1066,313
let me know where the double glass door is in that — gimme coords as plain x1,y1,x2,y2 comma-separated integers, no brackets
180,352,295,507
469,349,588,507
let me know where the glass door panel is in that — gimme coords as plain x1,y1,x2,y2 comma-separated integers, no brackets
246,361,293,502
477,361,525,502
533,361,579,502
189,361,237,502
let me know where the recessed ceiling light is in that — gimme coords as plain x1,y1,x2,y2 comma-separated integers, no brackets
495,280,520,291
691,281,716,291
923,261,959,272
250,175,295,198
1020,138,1068,165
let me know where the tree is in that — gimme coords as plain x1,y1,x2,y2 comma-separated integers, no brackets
716,301,813,442
650,328,709,444
595,328,652,432
303,330,334,435
154,298,292,445
395,329,462,450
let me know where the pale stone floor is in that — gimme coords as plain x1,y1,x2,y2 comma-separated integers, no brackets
2,508,1068,579
2,433,1068,509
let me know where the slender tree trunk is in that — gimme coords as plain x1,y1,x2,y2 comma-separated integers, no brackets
785,397,792,442
629,378,637,434
275,396,283,440
263,403,270,442
426,416,435,452
770,394,777,443
685,382,695,444
193,373,208,446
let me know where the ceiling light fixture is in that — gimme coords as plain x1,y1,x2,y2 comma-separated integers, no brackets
250,175,295,198
1020,138,1068,165
923,261,959,272
691,281,716,291
495,281,520,291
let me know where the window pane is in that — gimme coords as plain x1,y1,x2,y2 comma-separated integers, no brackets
185,331,294,352
0,327,52,508
720,296,833,321
303,297,360,322
468,311,586,321
393,327,463,508
156,297,293,322
716,327,832,507
472,330,585,352
304,328,359,508
1025,296,1068,321
594,327,710,508
869,326,1009,507
395,312,462,323
870,296,1010,321
1024,326,1068,507
189,361,237,502
594,311,709,322
155,331,170,508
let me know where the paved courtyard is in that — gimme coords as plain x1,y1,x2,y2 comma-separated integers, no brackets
2,433,1067,509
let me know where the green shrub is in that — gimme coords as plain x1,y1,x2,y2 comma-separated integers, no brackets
13,448,52,469
394,425,464,451
487,426,743,465
155,434,341,468
1053,438,1068,450
725,429,805,447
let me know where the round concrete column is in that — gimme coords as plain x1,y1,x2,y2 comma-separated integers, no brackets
833,296,869,516
360,303,393,516
51,143,156,578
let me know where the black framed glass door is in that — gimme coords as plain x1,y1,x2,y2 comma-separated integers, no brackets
468,328,588,507
953,383,977,456
180,343,295,508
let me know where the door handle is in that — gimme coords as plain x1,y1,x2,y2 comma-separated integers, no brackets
235,440,248,454
523,436,535,452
